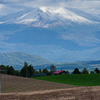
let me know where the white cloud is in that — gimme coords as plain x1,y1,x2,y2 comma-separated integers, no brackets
0,4,3,9
0,4,22,16
0,0,99,17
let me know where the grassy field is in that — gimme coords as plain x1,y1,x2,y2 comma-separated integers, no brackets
33,74,100,86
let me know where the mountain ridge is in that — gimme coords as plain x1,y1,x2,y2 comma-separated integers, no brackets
0,52,100,71
0,52,53,69
0,7,99,27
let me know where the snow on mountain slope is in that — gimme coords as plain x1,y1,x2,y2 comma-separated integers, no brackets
0,7,98,27
40,7,91,23
66,7,100,22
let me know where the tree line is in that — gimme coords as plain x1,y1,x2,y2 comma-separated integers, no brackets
0,62,57,77
0,62,100,77
72,68,100,74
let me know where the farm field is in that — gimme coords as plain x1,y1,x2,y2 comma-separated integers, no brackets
0,74,75,93
0,74,100,100
33,74,100,86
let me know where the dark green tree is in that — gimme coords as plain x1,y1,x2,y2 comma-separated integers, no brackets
66,70,69,74
82,68,88,74
20,62,35,77
24,61,28,68
39,69,42,73
34,70,39,74
42,68,48,74
20,67,27,77
9,66,15,75
28,64,35,77
0,65,7,74
6,65,10,75
50,65,56,75
20,62,29,77
15,70,21,76
73,68,81,74
94,68,99,74
90,71,95,74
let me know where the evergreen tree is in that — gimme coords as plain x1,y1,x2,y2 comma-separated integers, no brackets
28,64,35,77
20,66,28,77
94,68,99,74
20,62,29,77
73,68,81,74
9,66,15,75
20,62,35,77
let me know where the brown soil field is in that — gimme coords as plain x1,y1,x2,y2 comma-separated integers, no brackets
0,74,100,100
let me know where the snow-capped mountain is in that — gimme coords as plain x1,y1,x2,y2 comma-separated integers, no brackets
0,7,99,27
0,6,100,63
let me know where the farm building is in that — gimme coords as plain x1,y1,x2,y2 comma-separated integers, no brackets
54,70,66,75
31,73,47,77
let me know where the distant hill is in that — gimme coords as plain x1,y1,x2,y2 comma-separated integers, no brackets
0,52,53,69
34,60,100,72
0,52,100,71
53,60,100,72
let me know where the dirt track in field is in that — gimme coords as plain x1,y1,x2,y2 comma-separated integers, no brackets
0,74,100,100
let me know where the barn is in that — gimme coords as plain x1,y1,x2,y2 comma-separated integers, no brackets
54,70,66,75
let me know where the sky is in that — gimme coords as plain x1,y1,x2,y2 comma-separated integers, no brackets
0,0,100,16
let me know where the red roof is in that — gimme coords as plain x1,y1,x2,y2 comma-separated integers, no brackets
54,70,64,74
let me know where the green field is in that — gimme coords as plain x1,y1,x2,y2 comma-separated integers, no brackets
33,74,100,86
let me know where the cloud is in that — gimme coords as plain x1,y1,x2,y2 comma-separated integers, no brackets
0,34,9,41
0,4,3,8
0,4,22,16
0,0,100,15
0,42,69,57
1,0,100,8
1,0,33,3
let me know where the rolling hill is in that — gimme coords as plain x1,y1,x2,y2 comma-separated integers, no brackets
0,52,100,71
0,52,53,69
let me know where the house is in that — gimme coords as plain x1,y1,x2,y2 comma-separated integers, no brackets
54,70,66,75
31,73,47,77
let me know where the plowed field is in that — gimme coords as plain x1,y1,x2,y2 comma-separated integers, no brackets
0,74,100,100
